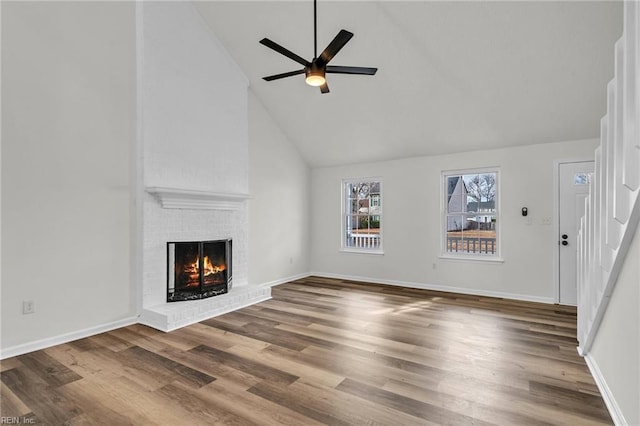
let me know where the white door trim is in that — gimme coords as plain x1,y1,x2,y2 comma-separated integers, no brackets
553,157,595,304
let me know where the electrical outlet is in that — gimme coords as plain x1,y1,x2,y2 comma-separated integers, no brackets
22,300,35,315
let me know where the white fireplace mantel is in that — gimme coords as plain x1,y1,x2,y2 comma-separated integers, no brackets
146,187,250,210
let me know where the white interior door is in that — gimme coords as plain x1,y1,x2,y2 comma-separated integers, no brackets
558,161,594,305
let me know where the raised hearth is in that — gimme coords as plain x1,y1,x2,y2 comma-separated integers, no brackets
139,286,271,331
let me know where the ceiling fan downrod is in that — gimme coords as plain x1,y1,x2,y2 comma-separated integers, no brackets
313,0,318,59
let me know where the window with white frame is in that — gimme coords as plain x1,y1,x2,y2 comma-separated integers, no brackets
343,179,382,252
443,170,499,257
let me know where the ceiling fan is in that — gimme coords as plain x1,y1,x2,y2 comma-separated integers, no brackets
259,0,377,94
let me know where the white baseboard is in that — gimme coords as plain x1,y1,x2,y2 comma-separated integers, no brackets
258,272,312,288
310,272,555,304
0,316,138,360
583,352,627,426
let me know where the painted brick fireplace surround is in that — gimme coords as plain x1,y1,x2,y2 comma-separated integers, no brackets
136,2,270,331
139,188,270,331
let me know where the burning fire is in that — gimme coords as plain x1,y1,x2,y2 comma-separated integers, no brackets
184,256,227,287
183,256,226,287
203,256,226,276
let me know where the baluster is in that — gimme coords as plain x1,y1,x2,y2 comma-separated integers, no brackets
614,39,631,223
623,0,639,190
599,114,615,272
594,148,602,268
606,81,622,247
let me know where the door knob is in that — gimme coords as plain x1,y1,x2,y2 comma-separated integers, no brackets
562,234,568,239
562,241,568,246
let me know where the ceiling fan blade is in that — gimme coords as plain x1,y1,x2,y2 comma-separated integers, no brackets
263,69,306,81
320,82,330,94
326,66,378,75
318,30,353,66
260,38,309,67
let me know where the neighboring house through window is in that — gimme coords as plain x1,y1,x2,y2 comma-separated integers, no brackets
343,179,382,252
443,170,499,257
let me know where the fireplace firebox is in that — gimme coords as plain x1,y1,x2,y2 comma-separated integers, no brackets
167,239,231,302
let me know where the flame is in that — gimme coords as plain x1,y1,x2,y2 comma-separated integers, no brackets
203,256,226,276
182,256,225,287
185,259,198,274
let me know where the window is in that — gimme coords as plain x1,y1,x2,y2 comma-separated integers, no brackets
443,170,499,257
343,179,382,252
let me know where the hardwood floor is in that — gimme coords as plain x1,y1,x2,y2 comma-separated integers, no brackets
1,277,612,425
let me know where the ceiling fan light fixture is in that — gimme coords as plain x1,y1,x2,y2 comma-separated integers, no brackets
304,74,327,87
305,70,326,87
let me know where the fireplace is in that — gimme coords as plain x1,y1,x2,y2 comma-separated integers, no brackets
167,239,231,302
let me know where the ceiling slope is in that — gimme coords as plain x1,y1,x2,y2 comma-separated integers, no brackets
195,1,622,167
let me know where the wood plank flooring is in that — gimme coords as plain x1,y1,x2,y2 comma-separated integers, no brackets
1,277,613,425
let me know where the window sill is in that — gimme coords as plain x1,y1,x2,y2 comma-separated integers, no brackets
438,255,504,264
340,248,385,256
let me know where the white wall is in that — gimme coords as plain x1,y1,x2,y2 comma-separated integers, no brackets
1,2,136,353
139,1,249,310
248,92,310,286
589,224,640,426
311,139,598,301
141,3,247,194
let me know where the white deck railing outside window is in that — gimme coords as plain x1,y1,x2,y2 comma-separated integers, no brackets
347,233,381,249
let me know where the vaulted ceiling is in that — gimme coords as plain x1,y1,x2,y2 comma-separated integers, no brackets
195,1,622,167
